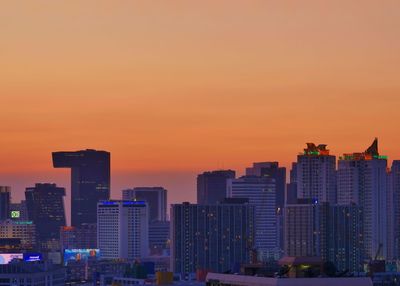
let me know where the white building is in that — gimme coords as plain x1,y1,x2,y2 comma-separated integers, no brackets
227,176,278,261
97,201,148,260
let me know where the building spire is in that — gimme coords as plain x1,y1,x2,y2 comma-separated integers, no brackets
365,138,379,156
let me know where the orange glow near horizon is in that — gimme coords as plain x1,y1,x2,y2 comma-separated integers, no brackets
1,1,400,208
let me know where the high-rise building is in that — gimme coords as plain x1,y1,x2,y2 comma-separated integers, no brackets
10,201,28,221
285,199,329,259
25,183,66,250
327,205,364,272
337,139,388,259
0,220,36,250
296,143,337,203
97,201,148,260
285,200,364,273
171,200,255,275
149,221,170,256
197,170,236,205
122,187,167,222
227,176,278,261
60,223,97,251
52,149,110,227
390,160,400,259
246,162,286,253
286,163,298,204
0,187,11,221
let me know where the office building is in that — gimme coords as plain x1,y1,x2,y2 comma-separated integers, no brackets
296,143,337,203
122,187,167,222
52,149,110,226
285,199,329,260
149,221,170,256
0,220,36,250
286,163,298,204
227,176,278,261
0,261,65,286
25,183,66,250
197,170,236,205
9,201,28,221
171,200,255,275
337,138,388,259
60,223,97,251
0,187,11,221
388,160,400,259
97,200,148,260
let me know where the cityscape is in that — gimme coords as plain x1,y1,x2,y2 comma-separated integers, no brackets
2,1,400,286
0,139,398,285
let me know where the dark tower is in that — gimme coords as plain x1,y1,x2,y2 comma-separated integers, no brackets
197,170,236,204
52,149,110,226
25,183,66,249
0,187,11,220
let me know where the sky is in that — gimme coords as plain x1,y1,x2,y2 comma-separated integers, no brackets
1,1,400,223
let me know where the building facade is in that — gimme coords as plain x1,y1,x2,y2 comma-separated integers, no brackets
52,149,110,226
0,220,36,250
0,187,11,221
227,176,278,261
197,170,236,205
122,187,167,222
297,143,337,203
97,200,148,260
60,223,97,251
171,201,255,275
25,183,66,251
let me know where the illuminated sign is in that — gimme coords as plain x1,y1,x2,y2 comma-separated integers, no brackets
64,249,100,265
0,253,23,264
10,211,20,219
23,253,42,262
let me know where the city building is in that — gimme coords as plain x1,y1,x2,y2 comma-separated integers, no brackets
227,176,278,261
52,149,110,226
0,220,36,250
197,170,236,205
0,187,11,221
122,187,167,222
25,183,66,251
286,163,298,204
285,200,364,273
337,138,388,259
390,160,400,259
296,143,337,203
149,221,170,256
285,199,329,260
9,201,28,221
97,200,148,260
60,223,97,251
0,261,65,286
171,200,255,275
246,162,286,252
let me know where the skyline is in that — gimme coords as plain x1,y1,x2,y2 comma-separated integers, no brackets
2,1,400,208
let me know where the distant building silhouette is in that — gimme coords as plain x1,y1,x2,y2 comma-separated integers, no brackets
52,149,110,226
25,183,66,251
286,163,298,204
390,160,400,260
197,170,236,205
122,187,167,222
0,187,11,221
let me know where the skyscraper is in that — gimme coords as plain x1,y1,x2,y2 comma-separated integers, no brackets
296,143,337,203
171,200,255,275
390,160,400,259
337,138,388,260
122,187,167,222
97,200,148,260
52,149,110,226
227,176,278,261
286,163,298,204
0,187,11,221
25,183,66,250
197,170,236,205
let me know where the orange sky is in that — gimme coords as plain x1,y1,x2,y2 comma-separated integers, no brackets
1,1,400,215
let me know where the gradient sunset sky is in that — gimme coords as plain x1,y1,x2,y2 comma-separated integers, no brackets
1,1,400,220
